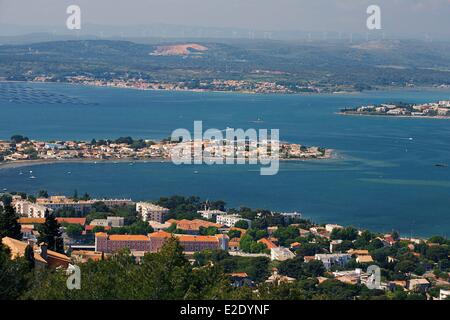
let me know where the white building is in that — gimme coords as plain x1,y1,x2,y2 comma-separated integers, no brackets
440,289,450,300
216,214,252,228
277,211,302,222
197,209,226,220
13,200,50,218
271,247,295,261
90,216,124,228
314,253,351,270
325,224,343,233
136,202,169,223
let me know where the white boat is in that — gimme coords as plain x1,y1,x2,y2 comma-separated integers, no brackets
29,176,36,179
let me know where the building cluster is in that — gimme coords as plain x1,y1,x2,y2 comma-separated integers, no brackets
13,195,133,218
0,137,329,164
3,191,449,300
62,76,319,94
346,100,450,117
0,139,169,162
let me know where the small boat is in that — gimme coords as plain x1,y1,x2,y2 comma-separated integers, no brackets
194,170,199,174
434,163,448,167
2,188,7,191
408,137,414,141
29,175,36,179
19,171,23,175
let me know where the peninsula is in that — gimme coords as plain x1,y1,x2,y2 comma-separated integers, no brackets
0,135,332,166
340,100,450,118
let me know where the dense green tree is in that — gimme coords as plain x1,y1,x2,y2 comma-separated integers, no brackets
0,241,30,299
425,246,449,262
331,226,358,241
37,211,64,253
303,259,326,277
0,204,22,240
234,220,249,229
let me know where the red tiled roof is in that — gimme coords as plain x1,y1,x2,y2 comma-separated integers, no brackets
258,238,278,249
56,217,86,226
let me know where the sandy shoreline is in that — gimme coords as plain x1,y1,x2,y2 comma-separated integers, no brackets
0,151,335,170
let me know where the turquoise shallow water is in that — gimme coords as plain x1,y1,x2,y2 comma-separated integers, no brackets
0,82,449,237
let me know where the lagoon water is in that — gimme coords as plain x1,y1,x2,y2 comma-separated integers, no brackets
0,82,449,236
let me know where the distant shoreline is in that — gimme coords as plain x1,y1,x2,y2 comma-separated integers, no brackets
5,79,450,96
0,151,335,170
336,112,450,120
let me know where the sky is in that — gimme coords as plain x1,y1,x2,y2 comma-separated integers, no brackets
0,0,450,39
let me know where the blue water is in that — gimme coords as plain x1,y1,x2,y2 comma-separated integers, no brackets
0,82,449,237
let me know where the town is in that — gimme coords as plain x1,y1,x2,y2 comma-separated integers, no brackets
340,100,450,118
35,75,322,94
0,135,331,165
0,191,449,300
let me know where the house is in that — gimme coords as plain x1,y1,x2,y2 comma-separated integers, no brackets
56,217,86,226
440,289,450,300
325,224,343,233
166,219,222,234
197,209,226,220
290,242,301,250
356,255,374,264
271,247,295,261
258,238,278,250
71,250,104,263
89,216,124,228
2,236,70,269
314,253,351,270
406,278,430,293
228,272,253,287
228,238,240,251
148,220,172,231
347,249,369,256
329,240,342,253
265,269,296,284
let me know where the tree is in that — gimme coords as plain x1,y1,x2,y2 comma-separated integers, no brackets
278,256,304,278
331,226,358,241
24,244,35,269
227,229,241,239
37,190,49,198
234,220,249,229
64,223,84,237
0,204,22,240
394,260,416,273
426,246,449,262
37,211,64,253
10,135,29,144
0,241,30,299
303,259,326,277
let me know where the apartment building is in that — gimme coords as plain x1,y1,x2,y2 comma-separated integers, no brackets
95,230,228,253
216,214,252,228
136,202,169,223
13,200,50,218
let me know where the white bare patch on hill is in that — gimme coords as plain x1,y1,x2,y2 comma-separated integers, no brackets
150,43,208,56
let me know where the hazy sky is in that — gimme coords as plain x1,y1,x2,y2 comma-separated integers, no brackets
1,0,450,38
